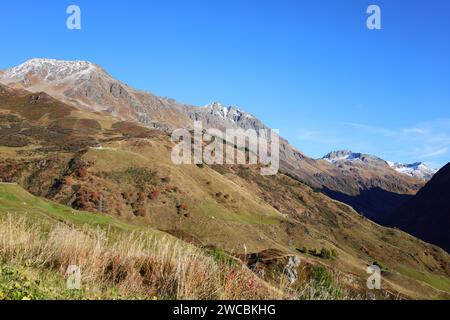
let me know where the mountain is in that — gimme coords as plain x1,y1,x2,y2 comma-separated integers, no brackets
188,102,266,131
387,161,437,181
0,59,270,135
0,83,449,298
387,163,450,253
0,59,426,223
318,150,425,223
0,58,191,131
322,150,389,167
323,150,436,181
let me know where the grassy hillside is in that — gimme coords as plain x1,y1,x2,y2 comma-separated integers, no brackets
0,183,285,300
0,183,153,233
1,87,449,300
2,135,449,300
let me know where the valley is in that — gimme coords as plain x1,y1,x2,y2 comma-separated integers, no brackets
0,60,449,300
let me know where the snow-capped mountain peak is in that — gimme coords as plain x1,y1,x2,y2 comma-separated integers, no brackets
205,102,229,117
323,150,354,162
322,150,381,163
388,162,437,181
204,102,253,122
0,58,101,85
323,150,437,181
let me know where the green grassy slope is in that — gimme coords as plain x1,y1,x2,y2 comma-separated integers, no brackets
0,183,163,235
0,183,282,300
0,183,162,300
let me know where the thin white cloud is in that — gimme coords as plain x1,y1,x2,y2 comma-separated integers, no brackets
341,119,450,167
419,147,449,159
402,127,428,135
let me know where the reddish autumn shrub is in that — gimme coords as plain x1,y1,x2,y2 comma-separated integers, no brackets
64,176,75,186
138,192,147,202
148,189,161,200
134,207,147,217
72,191,91,210
91,191,100,202
77,167,88,178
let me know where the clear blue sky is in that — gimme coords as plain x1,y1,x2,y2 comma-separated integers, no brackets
1,0,449,168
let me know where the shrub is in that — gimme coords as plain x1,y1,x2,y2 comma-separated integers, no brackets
320,248,332,260
64,176,75,186
148,190,161,200
304,266,343,300
297,247,308,254
311,266,333,287
77,167,88,178
91,191,100,202
137,192,148,203
134,207,147,217
331,249,339,258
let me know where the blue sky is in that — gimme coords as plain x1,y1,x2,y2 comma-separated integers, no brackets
1,0,449,168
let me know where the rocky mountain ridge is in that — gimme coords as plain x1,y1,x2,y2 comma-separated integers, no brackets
0,59,426,221
323,150,436,181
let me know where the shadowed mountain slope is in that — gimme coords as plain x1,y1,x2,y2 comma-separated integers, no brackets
388,163,450,253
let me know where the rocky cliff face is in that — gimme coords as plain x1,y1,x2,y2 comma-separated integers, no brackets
186,102,267,131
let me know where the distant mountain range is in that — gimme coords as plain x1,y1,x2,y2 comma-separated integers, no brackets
322,150,437,181
387,161,437,181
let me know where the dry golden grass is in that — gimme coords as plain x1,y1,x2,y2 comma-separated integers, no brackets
0,213,284,300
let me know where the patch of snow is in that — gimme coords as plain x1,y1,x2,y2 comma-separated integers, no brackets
0,58,98,85
323,150,436,180
322,150,364,163
388,162,437,181
222,106,229,118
